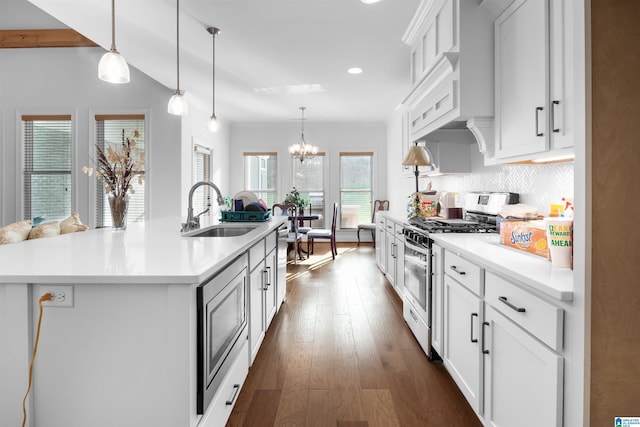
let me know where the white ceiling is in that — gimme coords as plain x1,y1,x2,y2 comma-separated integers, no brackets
27,0,422,124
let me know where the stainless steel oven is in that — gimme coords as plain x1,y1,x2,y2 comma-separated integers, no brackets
404,234,431,325
197,254,248,414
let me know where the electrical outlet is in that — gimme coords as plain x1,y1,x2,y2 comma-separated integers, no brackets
41,285,74,307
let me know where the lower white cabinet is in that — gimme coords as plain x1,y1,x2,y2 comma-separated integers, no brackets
198,340,249,427
384,218,404,297
441,248,564,426
443,274,483,415
483,305,563,427
375,214,387,273
248,233,278,365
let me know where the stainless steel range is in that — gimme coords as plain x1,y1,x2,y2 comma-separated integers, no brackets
402,192,518,360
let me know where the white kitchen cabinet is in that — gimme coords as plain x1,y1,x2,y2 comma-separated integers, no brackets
443,274,483,416
430,243,444,357
483,305,563,427
375,213,387,274
494,0,575,161
248,233,278,365
382,216,404,297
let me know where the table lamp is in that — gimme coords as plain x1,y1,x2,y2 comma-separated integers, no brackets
402,141,432,216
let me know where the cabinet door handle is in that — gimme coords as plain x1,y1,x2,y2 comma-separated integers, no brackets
499,296,526,313
551,100,560,133
225,384,240,406
266,266,272,287
409,309,418,323
482,321,490,354
470,313,478,343
262,269,269,291
450,265,466,275
535,106,544,136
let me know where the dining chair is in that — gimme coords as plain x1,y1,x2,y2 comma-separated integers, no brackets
357,200,389,244
307,202,338,259
272,203,303,262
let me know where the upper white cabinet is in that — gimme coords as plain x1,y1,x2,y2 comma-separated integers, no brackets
494,0,577,161
403,0,494,142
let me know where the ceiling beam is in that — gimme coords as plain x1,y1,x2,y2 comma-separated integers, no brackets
0,29,98,49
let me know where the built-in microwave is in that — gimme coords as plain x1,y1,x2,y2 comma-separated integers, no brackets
196,253,248,415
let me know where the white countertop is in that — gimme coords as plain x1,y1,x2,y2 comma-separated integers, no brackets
430,234,574,301
0,216,287,285
376,212,573,302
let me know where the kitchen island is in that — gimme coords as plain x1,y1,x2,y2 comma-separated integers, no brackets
0,215,287,427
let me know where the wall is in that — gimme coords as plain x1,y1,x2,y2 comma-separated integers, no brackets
386,113,575,218
590,1,640,425
229,121,387,237
0,44,183,226
427,146,575,216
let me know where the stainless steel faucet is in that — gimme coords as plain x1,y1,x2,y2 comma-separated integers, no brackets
181,181,226,232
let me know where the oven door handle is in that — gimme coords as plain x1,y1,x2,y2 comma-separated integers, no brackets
404,240,428,255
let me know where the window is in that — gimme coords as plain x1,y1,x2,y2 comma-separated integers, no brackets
95,115,145,227
244,152,277,207
292,154,325,228
340,152,373,229
193,144,212,216
22,115,72,221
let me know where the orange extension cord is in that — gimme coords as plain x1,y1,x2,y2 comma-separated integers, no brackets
22,292,53,427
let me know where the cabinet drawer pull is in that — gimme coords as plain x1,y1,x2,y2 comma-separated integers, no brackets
450,265,466,275
535,106,544,136
225,384,240,406
482,322,490,354
499,296,526,313
409,309,418,323
470,313,478,343
551,100,560,133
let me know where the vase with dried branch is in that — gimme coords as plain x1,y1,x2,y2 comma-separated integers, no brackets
83,129,144,230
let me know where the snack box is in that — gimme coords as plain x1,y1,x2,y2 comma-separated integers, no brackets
499,220,549,259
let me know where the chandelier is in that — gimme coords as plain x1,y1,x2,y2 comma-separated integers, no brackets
289,106,318,163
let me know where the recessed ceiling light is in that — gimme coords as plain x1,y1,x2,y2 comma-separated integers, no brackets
348,67,363,74
361,0,382,4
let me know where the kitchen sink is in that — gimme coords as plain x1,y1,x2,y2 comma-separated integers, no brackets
184,224,258,238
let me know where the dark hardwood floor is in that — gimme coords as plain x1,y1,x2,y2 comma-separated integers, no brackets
227,242,482,427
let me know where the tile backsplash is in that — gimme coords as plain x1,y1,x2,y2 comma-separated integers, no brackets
425,162,574,216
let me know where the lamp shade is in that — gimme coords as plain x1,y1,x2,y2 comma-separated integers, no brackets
207,115,220,132
98,49,130,84
402,144,431,166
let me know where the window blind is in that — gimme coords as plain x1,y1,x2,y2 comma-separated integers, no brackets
193,145,212,215
22,115,72,221
244,152,277,207
340,152,373,228
95,115,145,227
292,153,325,228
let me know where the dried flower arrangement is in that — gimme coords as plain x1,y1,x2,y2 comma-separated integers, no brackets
82,129,144,197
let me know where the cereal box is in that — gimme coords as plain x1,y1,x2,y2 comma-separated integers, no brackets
499,220,549,258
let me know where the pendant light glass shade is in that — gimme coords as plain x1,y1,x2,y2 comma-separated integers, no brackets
207,27,220,132
99,0,130,84
208,115,220,132
168,0,187,116
168,91,189,115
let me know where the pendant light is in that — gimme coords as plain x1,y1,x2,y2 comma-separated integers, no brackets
289,107,318,163
207,27,220,132
168,0,188,115
98,0,130,84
